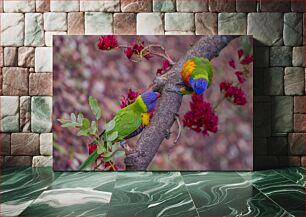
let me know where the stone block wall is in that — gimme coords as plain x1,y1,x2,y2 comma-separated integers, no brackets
0,0,305,169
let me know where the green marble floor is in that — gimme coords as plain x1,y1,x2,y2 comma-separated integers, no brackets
0,167,305,216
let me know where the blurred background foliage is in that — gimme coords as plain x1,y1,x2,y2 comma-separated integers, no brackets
53,35,253,171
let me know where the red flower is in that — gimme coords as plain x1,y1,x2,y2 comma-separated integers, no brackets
88,143,98,155
229,59,236,69
120,89,140,108
156,59,171,75
238,49,244,59
104,161,118,171
98,36,118,50
240,54,253,65
235,71,246,84
219,81,247,105
183,95,218,136
124,47,133,59
144,53,153,60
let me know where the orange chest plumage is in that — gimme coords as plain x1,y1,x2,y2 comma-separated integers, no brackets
181,59,196,86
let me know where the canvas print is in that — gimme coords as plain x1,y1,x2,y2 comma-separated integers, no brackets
53,35,253,171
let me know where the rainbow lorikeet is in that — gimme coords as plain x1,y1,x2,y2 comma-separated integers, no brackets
179,57,213,95
84,92,160,169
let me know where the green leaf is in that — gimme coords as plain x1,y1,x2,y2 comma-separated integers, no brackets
106,141,112,149
79,150,99,170
77,113,84,124
77,128,90,136
103,152,113,162
242,36,251,56
61,122,78,128
97,145,105,154
112,142,121,152
82,118,90,129
58,118,69,124
90,121,97,135
107,131,118,142
114,150,125,158
70,113,76,122
105,119,115,133
89,96,102,120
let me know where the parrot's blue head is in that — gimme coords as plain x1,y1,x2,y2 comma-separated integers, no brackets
189,78,208,95
140,91,161,112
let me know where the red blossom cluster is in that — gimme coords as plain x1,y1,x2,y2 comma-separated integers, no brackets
219,81,247,105
98,36,118,50
156,59,171,75
238,49,253,65
120,89,140,108
88,143,118,171
183,95,218,136
124,41,153,60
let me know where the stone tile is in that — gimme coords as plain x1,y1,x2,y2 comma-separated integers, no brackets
278,156,301,167
44,12,67,31
176,0,207,12
29,73,53,96
18,47,35,67
114,13,136,35
11,133,39,155
32,156,53,167
165,13,195,31
25,13,44,46
0,0,3,12
40,133,53,155
20,96,31,132
80,0,120,12
36,0,50,12
31,96,52,133
253,156,279,170
1,13,24,46
268,137,288,155
137,13,164,35
153,0,175,12
195,13,217,35
272,96,293,133
4,47,18,66
0,96,19,132
284,67,305,95
291,0,305,12
218,13,247,35
254,101,271,137
253,47,269,67
68,12,84,35
264,67,284,95
294,96,305,113
85,12,113,34
294,114,306,132
236,0,256,12
0,47,3,67
3,0,35,12
0,133,10,155
302,157,306,167
50,0,79,11
45,31,67,46
284,13,303,46
35,47,53,72
288,133,305,155
260,0,290,12
253,68,264,95
121,0,152,12
0,68,2,95
253,138,267,155
270,46,292,67
208,0,235,12
165,31,195,35
4,156,32,167
292,47,305,67
2,67,29,96
247,13,283,46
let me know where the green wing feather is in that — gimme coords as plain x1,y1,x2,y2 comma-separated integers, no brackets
110,107,142,140
191,57,213,87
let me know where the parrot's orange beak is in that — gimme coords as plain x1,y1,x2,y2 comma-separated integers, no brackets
156,92,161,98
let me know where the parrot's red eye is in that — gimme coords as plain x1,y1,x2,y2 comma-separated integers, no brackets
156,92,161,98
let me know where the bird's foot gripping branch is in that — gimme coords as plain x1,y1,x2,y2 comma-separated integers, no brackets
58,36,253,171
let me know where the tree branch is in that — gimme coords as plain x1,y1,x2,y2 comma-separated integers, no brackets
125,36,237,170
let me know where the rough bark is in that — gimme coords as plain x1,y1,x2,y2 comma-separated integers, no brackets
125,36,237,170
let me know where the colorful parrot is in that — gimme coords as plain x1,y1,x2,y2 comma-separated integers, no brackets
179,57,213,95
85,91,160,167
